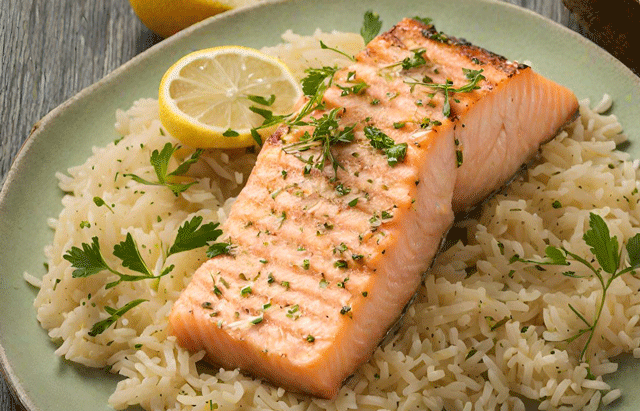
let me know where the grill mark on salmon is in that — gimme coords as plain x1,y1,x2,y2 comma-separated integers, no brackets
169,17,579,399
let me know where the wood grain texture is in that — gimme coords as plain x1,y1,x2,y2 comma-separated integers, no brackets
0,0,161,187
0,1,576,410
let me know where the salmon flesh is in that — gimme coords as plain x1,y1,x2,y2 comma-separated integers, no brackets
169,18,579,399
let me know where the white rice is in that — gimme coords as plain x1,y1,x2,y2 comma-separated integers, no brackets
32,30,637,411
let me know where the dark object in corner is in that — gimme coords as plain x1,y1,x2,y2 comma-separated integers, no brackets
563,0,640,75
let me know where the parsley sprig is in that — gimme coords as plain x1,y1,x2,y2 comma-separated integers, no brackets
511,212,640,361
385,49,428,71
63,235,167,290
361,10,383,44
399,49,428,70
64,216,225,335
294,66,338,122
249,65,339,147
301,66,339,98
124,142,203,196
88,299,147,337
168,216,223,256
320,41,355,62
247,94,276,106
64,216,222,290
206,241,236,258
282,108,356,176
364,126,407,166
252,64,354,177
337,80,369,96
406,68,485,117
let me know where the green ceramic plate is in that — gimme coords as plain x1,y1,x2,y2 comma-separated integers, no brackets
1,0,639,410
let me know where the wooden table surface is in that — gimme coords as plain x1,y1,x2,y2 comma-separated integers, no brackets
0,0,619,410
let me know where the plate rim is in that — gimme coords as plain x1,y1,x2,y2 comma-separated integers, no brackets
1,0,639,410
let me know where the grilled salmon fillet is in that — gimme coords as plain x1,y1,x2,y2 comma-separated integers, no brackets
169,18,579,399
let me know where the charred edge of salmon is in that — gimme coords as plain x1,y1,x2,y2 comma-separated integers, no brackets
376,17,530,122
453,106,581,219
413,19,529,75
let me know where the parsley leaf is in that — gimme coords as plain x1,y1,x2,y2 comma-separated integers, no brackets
247,94,276,106
250,128,263,146
248,106,273,120
385,49,427,71
364,125,395,149
335,183,351,196
168,216,223,256
248,106,291,146
301,66,338,97
169,147,202,177
124,143,203,196
361,10,382,44
64,237,111,278
249,106,289,126
207,242,235,258
626,233,640,268
401,49,427,70
223,129,239,137
65,216,222,289
583,212,619,274
384,142,408,166
149,143,175,181
412,16,433,26
337,81,369,96
93,196,114,213
544,245,568,265
113,233,152,276
461,68,486,88
363,126,407,166
88,299,147,337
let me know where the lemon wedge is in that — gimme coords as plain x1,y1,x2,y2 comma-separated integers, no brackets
159,46,302,149
129,0,266,38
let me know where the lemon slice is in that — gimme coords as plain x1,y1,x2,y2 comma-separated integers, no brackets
159,46,302,149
